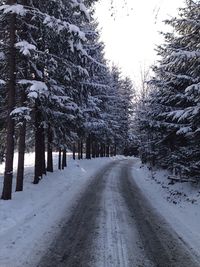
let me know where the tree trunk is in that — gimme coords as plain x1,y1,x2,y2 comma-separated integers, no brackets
41,126,46,175
33,106,43,184
110,146,114,157
100,144,104,157
2,2,17,199
92,141,96,158
86,135,91,159
103,144,106,157
73,143,76,160
15,0,28,192
62,148,67,169
80,140,83,159
47,126,53,172
106,145,110,157
15,121,26,192
78,141,81,160
58,148,62,170
114,143,117,156
95,143,100,158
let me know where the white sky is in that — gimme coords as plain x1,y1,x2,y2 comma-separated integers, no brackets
94,0,185,84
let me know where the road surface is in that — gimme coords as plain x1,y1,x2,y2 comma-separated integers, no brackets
38,159,200,267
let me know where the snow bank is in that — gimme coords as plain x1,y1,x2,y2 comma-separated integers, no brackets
131,158,200,257
0,153,121,267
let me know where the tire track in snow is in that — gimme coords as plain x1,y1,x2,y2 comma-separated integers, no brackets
37,160,120,267
121,159,200,267
94,161,154,267
38,159,200,267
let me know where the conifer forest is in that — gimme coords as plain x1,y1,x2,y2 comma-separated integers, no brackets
1,1,200,266
0,0,135,200
137,0,200,180
0,0,200,196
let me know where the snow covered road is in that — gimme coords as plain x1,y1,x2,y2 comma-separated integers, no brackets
38,159,200,267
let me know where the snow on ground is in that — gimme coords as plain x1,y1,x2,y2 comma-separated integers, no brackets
94,162,154,267
132,158,200,258
1,155,200,266
0,153,122,267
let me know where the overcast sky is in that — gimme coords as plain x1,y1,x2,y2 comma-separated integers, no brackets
94,0,185,84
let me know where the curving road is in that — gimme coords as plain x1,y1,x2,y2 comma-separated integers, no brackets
38,160,200,267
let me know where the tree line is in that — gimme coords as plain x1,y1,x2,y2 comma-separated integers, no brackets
0,0,135,200
135,0,200,180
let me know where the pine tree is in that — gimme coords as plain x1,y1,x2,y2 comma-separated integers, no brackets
1,0,17,199
136,0,200,177
0,0,136,200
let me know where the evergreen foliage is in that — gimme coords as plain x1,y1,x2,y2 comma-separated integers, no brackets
136,0,200,179
0,0,135,199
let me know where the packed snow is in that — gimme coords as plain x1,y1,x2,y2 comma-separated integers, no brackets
0,153,120,267
1,156,200,266
131,158,200,258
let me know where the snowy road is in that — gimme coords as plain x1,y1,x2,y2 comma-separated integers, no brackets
38,160,200,267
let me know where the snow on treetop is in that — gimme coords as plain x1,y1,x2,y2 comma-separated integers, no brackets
0,79,5,85
167,110,185,121
0,4,26,16
186,83,200,95
10,107,30,116
11,107,30,115
43,15,86,41
10,107,31,122
71,0,90,21
15,41,36,56
79,3,90,21
68,24,86,41
74,41,87,55
176,126,192,135
170,50,200,60
18,80,48,99
0,52,5,60
167,108,195,122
